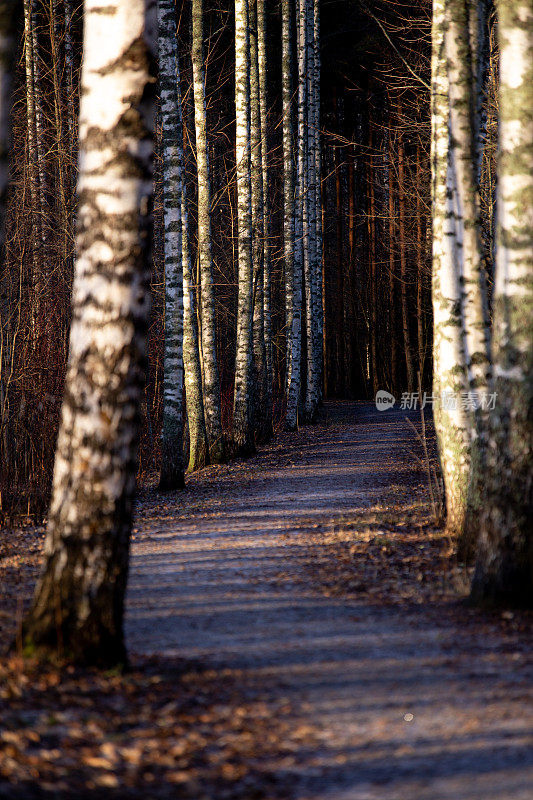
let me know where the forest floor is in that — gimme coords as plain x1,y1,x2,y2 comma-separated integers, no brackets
1,401,532,799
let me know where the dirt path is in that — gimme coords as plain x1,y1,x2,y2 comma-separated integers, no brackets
126,402,533,800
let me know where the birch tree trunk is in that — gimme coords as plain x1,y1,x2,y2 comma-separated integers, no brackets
158,0,184,491
23,0,43,340
286,0,305,430
192,0,224,463
233,0,255,454
471,0,533,606
304,0,320,421
250,0,269,442
181,120,209,473
313,0,323,401
446,0,492,558
281,0,298,429
23,0,157,665
431,0,471,537
257,0,273,413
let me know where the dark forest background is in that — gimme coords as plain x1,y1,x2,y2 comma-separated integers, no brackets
0,0,498,518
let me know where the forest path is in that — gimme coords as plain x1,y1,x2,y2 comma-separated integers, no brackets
126,402,533,800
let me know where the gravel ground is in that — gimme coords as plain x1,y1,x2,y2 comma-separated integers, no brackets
125,401,533,800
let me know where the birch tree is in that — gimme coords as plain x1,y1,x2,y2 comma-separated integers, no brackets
250,0,269,442
471,0,533,606
233,0,255,454
23,0,157,665
23,0,43,338
286,0,305,431
431,0,471,536
192,0,225,464
257,0,273,433
304,0,320,422
446,0,492,556
158,0,184,490
182,143,209,473
281,0,297,429
313,0,323,402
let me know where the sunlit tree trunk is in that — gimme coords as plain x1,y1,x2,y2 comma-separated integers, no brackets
446,0,492,558
233,0,255,454
192,0,224,463
158,0,184,490
431,0,471,538
23,0,157,665
471,0,533,606
182,181,209,473
23,0,42,339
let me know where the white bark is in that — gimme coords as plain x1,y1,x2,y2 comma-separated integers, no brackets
431,0,471,537
233,0,255,454
192,0,224,463
286,0,305,431
25,0,157,664
158,0,184,490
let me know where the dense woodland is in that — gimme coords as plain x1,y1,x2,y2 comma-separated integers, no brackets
0,0,530,661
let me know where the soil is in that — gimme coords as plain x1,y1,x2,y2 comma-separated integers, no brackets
1,401,532,799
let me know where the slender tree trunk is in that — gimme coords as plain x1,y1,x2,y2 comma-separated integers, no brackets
347,146,354,394
431,0,471,537
257,0,273,415
313,0,323,402
334,113,343,395
23,0,157,665
471,0,533,606
416,144,425,382
233,0,255,454
388,131,397,393
0,0,19,432
367,124,378,396
31,0,47,261
303,0,319,421
180,105,209,473
398,121,414,393
23,0,42,341
286,0,303,430
158,0,185,491
192,0,224,463
250,0,269,442
282,0,295,397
